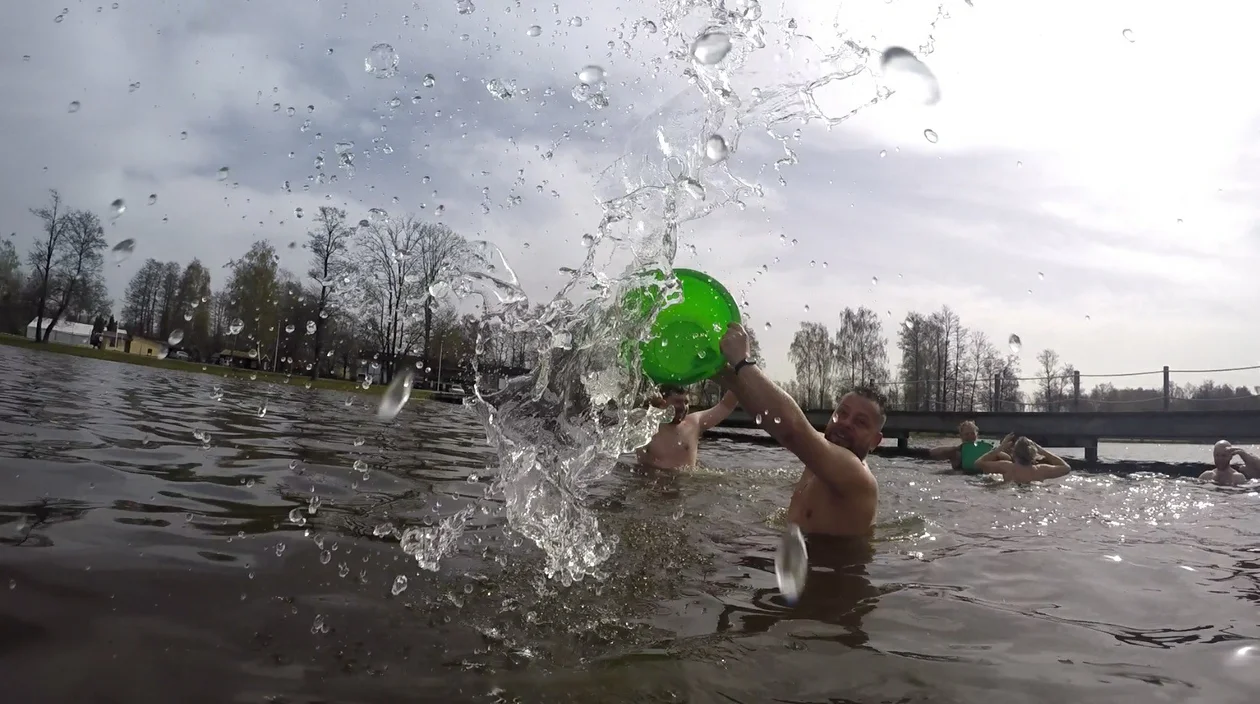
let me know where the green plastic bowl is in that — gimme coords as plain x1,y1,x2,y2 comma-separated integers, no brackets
622,268,741,386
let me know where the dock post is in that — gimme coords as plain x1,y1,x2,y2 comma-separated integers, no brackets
897,433,908,451
1072,370,1081,411
1162,366,1170,410
991,373,999,411
1084,439,1099,464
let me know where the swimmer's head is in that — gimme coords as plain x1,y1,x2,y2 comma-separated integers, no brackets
659,384,689,423
825,385,887,459
1213,439,1234,468
959,420,978,442
1011,437,1037,466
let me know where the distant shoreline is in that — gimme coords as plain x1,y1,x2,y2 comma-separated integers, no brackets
0,333,413,397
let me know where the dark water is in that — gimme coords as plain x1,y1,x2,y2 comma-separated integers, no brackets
2,346,1260,703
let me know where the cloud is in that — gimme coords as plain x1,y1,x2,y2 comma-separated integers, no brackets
2,0,1259,399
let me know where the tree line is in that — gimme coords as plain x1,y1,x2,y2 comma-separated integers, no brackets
779,306,1260,412
0,192,544,385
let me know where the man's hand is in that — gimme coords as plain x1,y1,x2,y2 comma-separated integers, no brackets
999,433,1016,450
719,322,751,366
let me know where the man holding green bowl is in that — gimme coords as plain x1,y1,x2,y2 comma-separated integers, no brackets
714,322,884,537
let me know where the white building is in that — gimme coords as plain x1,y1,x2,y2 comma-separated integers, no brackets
25,318,125,347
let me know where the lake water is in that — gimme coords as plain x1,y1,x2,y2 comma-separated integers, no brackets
2,345,1260,703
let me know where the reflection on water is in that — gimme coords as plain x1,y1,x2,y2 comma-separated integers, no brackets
2,346,1260,702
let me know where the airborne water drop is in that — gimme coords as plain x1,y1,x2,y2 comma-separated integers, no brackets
1008,334,1022,354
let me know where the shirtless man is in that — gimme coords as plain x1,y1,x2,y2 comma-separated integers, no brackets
973,433,1072,483
929,420,981,470
1199,440,1260,485
713,322,883,537
634,385,739,470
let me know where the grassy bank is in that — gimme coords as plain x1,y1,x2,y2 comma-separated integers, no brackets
0,333,412,396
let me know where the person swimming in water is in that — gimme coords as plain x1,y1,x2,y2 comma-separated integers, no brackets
1199,440,1260,485
714,322,883,537
635,384,739,470
928,420,996,472
972,433,1072,483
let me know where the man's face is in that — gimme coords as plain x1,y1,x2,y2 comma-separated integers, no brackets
664,392,689,423
824,393,885,458
1213,441,1234,469
959,423,978,442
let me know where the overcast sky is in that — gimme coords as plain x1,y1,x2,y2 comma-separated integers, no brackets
2,0,1257,395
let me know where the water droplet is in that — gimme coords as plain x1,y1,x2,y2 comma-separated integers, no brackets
879,46,941,105
388,96,402,109
110,238,135,264
879,149,886,157
775,523,808,604
763,322,772,330
391,575,408,595
179,131,188,140
643,20,657,34
456,0,475,14
147,193,157,205
691,31,732,64
871,276,879,286
704,135,729,164
167,329,184,345
1122,28,1135,42
288,507,307,527
216,166,230,181
1037,271,1045,280
1007,334,1022,354
923,129,938,143
577,65,605,85
228,318,244,335
284,323,295,334
1084,314,1091,322
365,43,399,78
526,25,541,37
803,304,810,312
67,100,81,113
320,550,332,565
377,369,414,420
294,206,304,219
306,320,317,335
109,198,125,218
568,16,583,27
422,73,436,88
368,207,388,222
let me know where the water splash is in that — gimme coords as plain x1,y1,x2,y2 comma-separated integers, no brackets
444,0,963,585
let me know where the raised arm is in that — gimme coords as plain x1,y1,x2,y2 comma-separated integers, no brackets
715,324,874,496
973,434,1015,475
692,390,739,431
1028,442,1072,480
1233,447,1260,480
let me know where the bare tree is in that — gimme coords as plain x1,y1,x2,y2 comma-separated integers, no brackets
1036,348,1062,411
41,208,107,340
25,190,69,341
356,216,431,382
305,206,353,379
411,221,468,360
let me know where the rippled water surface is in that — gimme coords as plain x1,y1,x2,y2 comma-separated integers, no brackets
3,346,1260,703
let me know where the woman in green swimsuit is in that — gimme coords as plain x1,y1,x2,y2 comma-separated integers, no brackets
929,420,999,474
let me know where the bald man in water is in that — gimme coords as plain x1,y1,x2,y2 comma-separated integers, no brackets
714,323,883,537
635,385,739,470
1199,440,1260,485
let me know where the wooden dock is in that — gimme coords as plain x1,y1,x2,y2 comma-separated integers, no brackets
718,409,1260,462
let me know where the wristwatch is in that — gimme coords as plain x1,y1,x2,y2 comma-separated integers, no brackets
733,359,756,374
